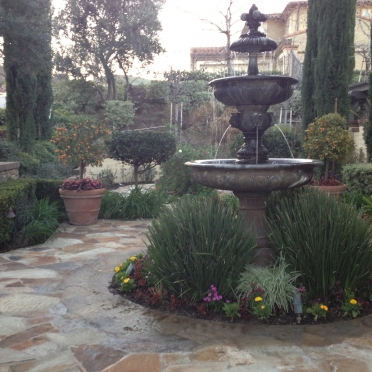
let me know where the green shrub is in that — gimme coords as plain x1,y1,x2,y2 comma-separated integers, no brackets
145,196,256,301
267,187,372,301
34,179,64,206
160,144,214,196
230,125,303,158
0,179,36,246
237,256,300,313
109,131,176,187
19,198,62,245
342,163,372,195
99,188,165,220
220,193,239,212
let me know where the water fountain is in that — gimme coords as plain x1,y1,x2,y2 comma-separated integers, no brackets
186,4,323,266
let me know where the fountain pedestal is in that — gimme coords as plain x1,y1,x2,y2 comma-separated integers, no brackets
234,191,273,266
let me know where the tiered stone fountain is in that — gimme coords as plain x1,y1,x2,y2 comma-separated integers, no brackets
186,4,322,266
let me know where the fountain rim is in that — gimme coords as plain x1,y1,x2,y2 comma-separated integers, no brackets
209,75,298,87
185,158,324,170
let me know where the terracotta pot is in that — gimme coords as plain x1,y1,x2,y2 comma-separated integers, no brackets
59,188,106,225
310,184,347,201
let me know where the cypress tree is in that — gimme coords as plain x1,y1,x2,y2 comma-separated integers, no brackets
1,0,53,150
364,21,372,161
302,0,356,129
301,0,319,129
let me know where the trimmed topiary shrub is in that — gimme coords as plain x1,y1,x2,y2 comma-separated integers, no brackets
342,163,372,195
267,187,372,301
145,196,256,301
109,131,176,187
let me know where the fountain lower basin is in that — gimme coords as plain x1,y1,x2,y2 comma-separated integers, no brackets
186,159,323,192
186,158,323,265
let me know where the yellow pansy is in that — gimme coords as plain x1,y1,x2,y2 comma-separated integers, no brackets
130,256,137,261
115,267,120,273
123,278,130,283
350,299,357,305
320,305,328,311
261,305,265,309
255,296,262,302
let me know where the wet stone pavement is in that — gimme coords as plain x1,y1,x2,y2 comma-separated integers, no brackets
0,220,372,371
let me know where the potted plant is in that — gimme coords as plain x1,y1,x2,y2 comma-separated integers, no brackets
51,117,111,225
303,113,354,199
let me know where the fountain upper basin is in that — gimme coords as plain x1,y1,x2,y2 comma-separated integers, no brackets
185,159,323,193
209,75,298,107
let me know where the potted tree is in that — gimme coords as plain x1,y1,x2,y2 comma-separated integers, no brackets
51,117,111,225
303,113,354,199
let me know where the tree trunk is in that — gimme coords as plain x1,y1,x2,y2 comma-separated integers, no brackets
133,164,139,188
79,160,85,180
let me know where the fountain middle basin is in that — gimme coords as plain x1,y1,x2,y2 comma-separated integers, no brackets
186,158,323,265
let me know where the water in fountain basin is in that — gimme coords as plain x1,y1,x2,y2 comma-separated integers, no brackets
214,125,231,159
274,124,294,159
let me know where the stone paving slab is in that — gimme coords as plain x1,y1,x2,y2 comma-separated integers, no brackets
0,219,372,371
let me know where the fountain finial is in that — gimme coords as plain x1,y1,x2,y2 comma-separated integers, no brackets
241,4,267,37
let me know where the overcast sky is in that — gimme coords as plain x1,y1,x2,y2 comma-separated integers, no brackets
53,0,294,78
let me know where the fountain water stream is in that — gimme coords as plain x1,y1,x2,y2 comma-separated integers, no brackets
186,4,323,266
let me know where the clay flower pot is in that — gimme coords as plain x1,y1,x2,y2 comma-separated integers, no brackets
59,188,106,225
310,183,347,201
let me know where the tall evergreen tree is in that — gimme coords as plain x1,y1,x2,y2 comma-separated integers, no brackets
302,0,356,129
364,21,372,161
0,0,53,151
301,0,319,129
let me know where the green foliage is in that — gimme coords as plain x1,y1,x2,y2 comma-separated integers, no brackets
104,100,135,130
223,302,241,321
306,303,328,321
160,144,213,196
302,0,356,128
231,125,303,159
53,79,104,114
2,0,53,149
304,113,354,179
364,65,372,161
251,300,272,320
109,131,176,187
54,0,164,100
94,168,117,189
19,198,61,245
34,179,64,206
220,193,239,213
99,188,165,220
237,257,300,313
342,163,372,195
145,196,256,301
341,299,361,318
267,187,372,301
0,179,36,246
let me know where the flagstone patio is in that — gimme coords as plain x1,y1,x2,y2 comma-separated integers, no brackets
0,219,372,371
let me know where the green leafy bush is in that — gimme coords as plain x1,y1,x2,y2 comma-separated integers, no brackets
99,188,165,220
342,163,372,195
160,144,214,196
267,187,372,301
230,125,302,158
237,256,300,313
109,131,176,187
104,100,135,130
18,198,62,245
145,196,256,301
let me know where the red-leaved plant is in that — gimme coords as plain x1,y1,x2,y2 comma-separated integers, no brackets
310,175,343,186
60,177,104,191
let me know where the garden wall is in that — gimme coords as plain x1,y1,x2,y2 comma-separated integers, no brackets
0,162,20,183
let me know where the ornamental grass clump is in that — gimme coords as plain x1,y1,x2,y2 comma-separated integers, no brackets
237,255,300,313
303,113,354,181
145,196,256,301
267,187,372,301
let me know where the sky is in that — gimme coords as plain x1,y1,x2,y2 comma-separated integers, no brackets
53,0,294,78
